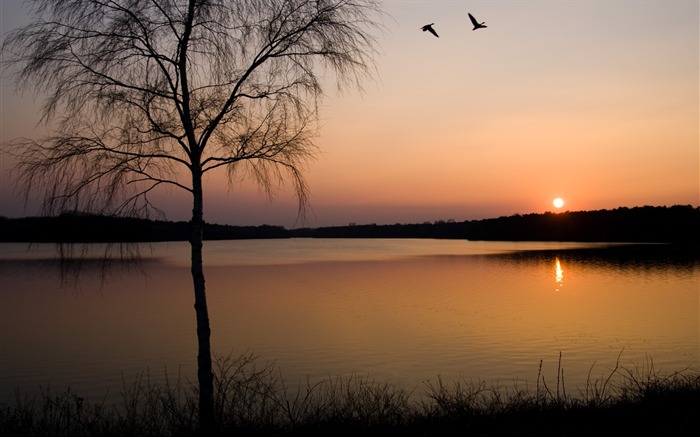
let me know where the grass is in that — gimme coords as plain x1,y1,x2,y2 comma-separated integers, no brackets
1,353,698,436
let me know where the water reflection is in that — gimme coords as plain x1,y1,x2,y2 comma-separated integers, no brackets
554,257,564,291
1,240,698,406
484,243,700,276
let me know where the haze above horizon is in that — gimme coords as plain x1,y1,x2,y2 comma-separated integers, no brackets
1,1,698,228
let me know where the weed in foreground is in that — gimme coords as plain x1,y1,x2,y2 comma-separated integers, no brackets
1,352,698,436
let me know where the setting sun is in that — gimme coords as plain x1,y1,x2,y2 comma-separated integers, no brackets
553,198,565,209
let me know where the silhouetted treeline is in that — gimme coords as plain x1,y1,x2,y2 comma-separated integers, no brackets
1,205,698,244
0,213,289,243
292,205,700,244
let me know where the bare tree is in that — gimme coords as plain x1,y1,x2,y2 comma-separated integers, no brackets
2,0,381,430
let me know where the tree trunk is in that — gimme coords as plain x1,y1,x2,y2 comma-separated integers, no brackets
190,167,215,431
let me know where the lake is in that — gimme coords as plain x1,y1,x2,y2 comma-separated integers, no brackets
1,239,698,405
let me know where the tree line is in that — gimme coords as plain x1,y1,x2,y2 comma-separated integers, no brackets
295,205,700,244
0,213,288,242
2,205,697,244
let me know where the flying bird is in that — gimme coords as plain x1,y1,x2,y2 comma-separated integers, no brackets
421,23,439,38
468,13,487,30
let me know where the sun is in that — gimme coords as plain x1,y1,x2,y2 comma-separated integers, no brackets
553,198,565,209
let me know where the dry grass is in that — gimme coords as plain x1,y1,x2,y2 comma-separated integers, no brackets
1,352,698,436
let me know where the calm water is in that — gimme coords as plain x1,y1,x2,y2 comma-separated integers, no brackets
1,239,698,404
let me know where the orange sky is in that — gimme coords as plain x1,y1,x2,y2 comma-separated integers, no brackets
1,1,698,227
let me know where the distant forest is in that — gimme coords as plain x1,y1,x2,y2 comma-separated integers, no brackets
0,205,698,244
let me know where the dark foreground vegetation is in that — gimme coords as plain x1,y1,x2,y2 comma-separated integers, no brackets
1,205,699,244
1,354,698,437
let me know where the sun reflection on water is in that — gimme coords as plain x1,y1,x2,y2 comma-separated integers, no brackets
555,257,564,291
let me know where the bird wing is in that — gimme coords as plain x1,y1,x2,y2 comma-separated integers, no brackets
428,27,439,37
468,13,479,26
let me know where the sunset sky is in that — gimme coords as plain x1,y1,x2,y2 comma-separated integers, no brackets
1,0,698,228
